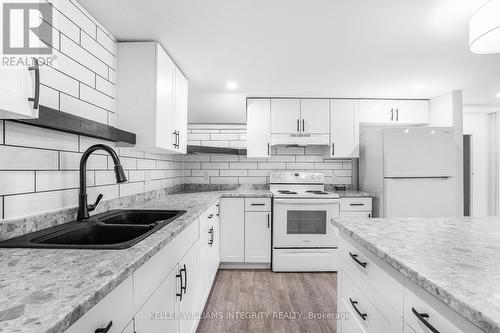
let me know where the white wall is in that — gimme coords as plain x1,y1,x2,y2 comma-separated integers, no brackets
188,91,246,124
463,113,496,216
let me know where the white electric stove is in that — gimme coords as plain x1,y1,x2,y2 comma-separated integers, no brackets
270,172,340,272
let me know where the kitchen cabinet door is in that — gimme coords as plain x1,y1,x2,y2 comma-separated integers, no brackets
173,67,188,153
122,320,135,333
134,267,178,333
247,99,271,158
220,198,245,262
392,100,429,124
156,44,176,150
178,240,203,333
300,99,329,134
359,100,395,124
330,99,359,158
271,99,301,134
244,212,271,263
0,66,37,119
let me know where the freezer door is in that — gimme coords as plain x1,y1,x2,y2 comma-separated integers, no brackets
383,127,454,177
384,178,456,217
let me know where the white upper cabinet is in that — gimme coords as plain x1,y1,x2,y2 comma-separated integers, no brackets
0,66,38,119
173,67,188,153
271,99,301,134
329,99,359,158
247,99,271,158
300,99,329,134
116,42,188,153
359,99,429,125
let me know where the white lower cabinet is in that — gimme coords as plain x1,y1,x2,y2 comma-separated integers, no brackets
220,197,272,265
244,211,271,262
220,198,245,262
338,232,484,333
65,201,221,333
134,268,178,333
339,197,372,218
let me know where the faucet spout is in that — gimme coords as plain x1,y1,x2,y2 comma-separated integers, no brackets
77,144,127,220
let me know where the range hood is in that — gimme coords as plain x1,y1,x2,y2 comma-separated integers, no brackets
270,133,330,146
187,145,247,155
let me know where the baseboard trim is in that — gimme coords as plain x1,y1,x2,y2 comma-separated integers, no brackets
219,262,271,270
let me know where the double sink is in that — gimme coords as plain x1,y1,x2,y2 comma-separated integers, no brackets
0,210,186,250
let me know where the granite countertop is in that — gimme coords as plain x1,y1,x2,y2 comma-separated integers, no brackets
0,189,270,333
331,190,372,198
332,217,500,333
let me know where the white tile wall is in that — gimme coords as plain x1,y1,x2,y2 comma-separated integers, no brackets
185,124,353,185
0,1,183,221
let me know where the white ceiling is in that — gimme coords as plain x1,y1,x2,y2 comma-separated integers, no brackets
80,0,500,106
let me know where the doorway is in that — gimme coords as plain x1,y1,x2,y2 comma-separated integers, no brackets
463,134,472,216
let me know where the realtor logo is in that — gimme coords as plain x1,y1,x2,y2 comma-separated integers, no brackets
2,2,53,54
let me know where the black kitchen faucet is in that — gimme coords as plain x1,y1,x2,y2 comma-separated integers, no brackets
77,144,127,220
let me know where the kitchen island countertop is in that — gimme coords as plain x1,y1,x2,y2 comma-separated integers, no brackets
332,216,500,333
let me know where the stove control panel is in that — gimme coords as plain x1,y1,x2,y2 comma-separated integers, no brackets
270,172,325,184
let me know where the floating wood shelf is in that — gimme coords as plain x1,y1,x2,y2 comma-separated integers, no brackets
14,105,136,145
187,145,247,155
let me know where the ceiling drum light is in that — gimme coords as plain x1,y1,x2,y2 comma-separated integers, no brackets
226,81,238,90
469,0,500,54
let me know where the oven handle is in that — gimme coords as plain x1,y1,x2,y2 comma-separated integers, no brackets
273,198,340,205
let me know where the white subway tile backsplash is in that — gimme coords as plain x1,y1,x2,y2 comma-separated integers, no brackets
137,159,156,170
5,122,79,151
60,35,108,77
60,94,108,124
36,170,93,191
40,84,60,110
50,7,80,43
229,162,258,169
59,151,107,170
189,133,210,141
184,176,209,184
238,176,267,184
220,169,247,177
87,184,119,203
95,76,115,97
40,66,79,97
4,188,78,219
51,49,96,87
120,182,144,197
0,171,35,195
0,146,58,170
210,133,239,141
127,170,146,182
108,68,116,83
96,28,116,55
94,170,118,186
200,140,230,148
80,32,115,68
48,0,96,38
257,162,286,170
209,177,238,184
210,155,239,162
192,170,219,177
79,136,116,152
295,155,325,162
79,84,115,112
201,162,229,170
248,170,271,177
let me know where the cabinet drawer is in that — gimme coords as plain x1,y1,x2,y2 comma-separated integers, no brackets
404,278,483,333
200,202,219,224
340,198,372,211
133,219,199,312
65,276,133,333
340,234,403,316
245,198,271,211
340,271,400,333
339,211,371,218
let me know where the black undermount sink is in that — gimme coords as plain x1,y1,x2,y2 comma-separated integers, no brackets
0,209,186,250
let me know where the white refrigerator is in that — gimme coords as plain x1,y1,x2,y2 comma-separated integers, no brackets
359,127,456,218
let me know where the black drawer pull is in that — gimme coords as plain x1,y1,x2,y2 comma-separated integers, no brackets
250,203,265,206
208,214,213,219
176,271,183,301
349,298,367,321
95,321,112,333
412,308,440,333
28,59,40,109
208,227,214,246
181,264,187,294
349,203,365,206
349,252,367,268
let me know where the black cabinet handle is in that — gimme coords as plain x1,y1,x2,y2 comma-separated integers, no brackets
28,59,40,109
297,119,300,132
349,298,367,321
396,108,399,121
95,321,112,333
349,252,367,268
208,214,213,219
390,108,394,121
208,227,214,246
267,142,270,156
216,204,220,217
267,213,270,228
349,203,365,206
176,271,183,301
332,143,335,156
251,203,265,206
412,308,440,333
176,131,180,148
181,264,187,294
302,119,305,132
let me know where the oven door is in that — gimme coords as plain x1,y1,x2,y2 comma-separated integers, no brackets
273,198,339,248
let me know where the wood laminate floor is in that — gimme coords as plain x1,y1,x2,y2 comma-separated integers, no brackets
197,270,337,333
